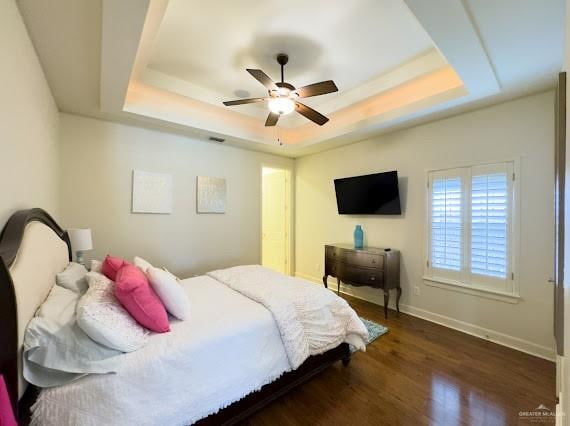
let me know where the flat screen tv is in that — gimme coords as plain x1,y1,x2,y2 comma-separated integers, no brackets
334,171,401,215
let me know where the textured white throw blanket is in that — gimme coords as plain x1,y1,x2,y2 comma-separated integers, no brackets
207,265,368,368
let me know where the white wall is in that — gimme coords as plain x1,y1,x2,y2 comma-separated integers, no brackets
0,0,60,226
59,114,294,277
296,91,555,359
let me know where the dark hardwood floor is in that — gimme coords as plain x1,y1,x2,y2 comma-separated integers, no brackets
246,294,556,426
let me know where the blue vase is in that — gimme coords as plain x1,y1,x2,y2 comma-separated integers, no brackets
354,225,364,249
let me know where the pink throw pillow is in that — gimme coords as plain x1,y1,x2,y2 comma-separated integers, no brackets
102,255,130,281
0,375,16,426
115,264,170,333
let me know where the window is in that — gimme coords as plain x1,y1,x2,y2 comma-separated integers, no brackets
426,162,516,296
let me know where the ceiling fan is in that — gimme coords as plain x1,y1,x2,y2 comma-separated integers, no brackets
223,53,338,127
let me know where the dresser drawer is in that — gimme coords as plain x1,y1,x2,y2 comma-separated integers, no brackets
325,246,339,260
344,251,384,269
341,266,384,288
325,261,338,276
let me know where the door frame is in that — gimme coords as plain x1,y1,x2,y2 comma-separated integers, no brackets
259,164,294,275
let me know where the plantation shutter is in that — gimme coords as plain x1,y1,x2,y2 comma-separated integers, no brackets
469,163,511,284
429,169,464,280
427,162,514,293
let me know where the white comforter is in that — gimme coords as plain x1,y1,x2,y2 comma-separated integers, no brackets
31,268,367,425
31,275,290,426
208,265,368,368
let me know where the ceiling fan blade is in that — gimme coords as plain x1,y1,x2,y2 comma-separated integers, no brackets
295,102,329,126
246,69,278,91
223,97,267,106
295,80,338,98
265,112,279,127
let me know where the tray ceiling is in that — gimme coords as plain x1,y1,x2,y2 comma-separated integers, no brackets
144,0,437,124
17,0,565,157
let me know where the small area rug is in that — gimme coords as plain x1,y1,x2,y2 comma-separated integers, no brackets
351,317,388,353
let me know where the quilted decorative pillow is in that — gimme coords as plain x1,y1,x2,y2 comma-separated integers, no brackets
90,259,102,273
146,267,190,320
102,255,129,281
76,272,148,352
133,256,153,273
56,262,88,294
115,265,170,333
24,284,123,387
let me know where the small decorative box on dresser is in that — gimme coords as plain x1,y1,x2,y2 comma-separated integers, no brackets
323,244,401,319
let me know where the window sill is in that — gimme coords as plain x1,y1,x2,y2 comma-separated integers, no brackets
422,276,521,304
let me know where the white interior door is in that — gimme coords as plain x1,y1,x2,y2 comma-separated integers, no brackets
261,167,288,274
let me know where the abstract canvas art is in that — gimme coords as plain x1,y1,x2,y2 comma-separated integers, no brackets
132,170,173,214
197,176,226,213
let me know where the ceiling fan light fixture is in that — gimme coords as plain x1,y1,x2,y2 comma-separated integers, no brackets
268,97,295,115
223,55,337,126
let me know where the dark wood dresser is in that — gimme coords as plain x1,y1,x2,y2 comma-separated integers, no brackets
323,244,401,318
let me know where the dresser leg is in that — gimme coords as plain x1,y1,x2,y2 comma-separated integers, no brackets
383,290,389,319
322,275,328,289
396,287,402,315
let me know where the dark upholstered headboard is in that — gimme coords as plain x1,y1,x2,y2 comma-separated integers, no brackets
0,209,71,415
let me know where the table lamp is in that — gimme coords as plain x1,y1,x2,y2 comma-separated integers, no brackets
68,228,93,266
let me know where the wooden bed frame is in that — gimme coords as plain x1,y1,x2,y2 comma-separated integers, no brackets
0,208,351,425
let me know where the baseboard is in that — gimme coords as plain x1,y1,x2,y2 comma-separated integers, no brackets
296,272,323,284
557,355,567,425
399,303,555,361
296,272,328,287
295,272,556,361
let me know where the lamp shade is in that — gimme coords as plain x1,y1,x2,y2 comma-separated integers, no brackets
68,228,93,252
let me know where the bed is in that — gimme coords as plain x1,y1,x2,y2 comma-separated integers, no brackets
0,209,362,425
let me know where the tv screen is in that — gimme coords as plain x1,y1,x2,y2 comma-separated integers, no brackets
334,171,401,215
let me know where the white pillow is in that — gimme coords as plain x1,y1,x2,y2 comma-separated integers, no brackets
145,267,190,320
56,262,88,293
23,285,122,388
134,256,153,273
36,284,79,322
90,259,102,273
77,272,148,352
161,267,180,281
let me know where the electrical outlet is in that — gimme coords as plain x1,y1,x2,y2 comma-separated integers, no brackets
414,286,420,296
